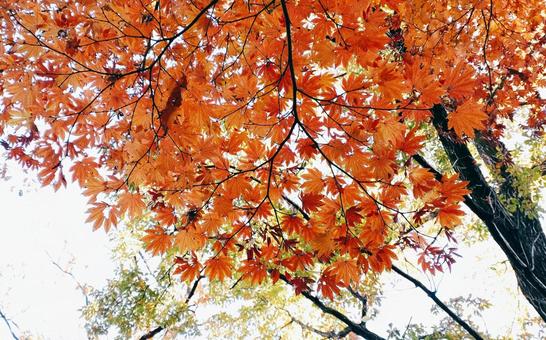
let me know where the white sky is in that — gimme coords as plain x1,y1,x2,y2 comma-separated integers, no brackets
0,165,542,339
0,170,115,339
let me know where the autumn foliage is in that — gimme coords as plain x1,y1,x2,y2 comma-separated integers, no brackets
1,0,545,302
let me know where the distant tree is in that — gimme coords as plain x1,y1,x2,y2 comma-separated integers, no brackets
1,1,545,338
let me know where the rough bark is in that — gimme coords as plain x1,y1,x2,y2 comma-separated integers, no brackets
430,104,546,321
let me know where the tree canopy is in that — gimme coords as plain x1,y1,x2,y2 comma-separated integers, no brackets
1,0,545,338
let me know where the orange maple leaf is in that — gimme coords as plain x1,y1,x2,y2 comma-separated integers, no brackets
448,100,487,138
85,202,118,232
238,259,268,285
174,256,201,282
438,204,466,228
142,226,173,255
409,167,437,198
204,256,233,282
444,62,476,100
175,228,207,253
282,215,305,235
301,168,324,193
329,258,360,286
70,157,99,186
440,174,470,204
317,269,342,300
118,192,146,219
300,192,324,213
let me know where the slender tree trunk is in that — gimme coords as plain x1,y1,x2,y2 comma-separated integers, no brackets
430,104,546,321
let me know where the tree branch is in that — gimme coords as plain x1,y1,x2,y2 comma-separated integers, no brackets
0,307,19,340
284,309,351,339
347,286,368,320
48,255,90,306
185,275,204,304
391,265,483,339
282,194,311,220
139,326,163,340
138,275,203,339
279,273,385,340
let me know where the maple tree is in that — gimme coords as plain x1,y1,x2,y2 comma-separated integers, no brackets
1,0,546,338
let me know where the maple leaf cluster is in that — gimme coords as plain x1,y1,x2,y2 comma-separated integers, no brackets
1,0,545,299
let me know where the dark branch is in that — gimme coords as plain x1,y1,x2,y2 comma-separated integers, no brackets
391,265,484,339
282,194,311,220
139,326,163,340
279,273,385,340
0,307,19,340
185,275,204,304
284,309,351,339
347,286,368,320
139,276,203,339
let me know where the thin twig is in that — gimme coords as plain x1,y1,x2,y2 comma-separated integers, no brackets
391,264,483,340
0,307,19,340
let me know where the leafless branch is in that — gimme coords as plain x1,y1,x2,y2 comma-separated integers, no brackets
0,307,19,340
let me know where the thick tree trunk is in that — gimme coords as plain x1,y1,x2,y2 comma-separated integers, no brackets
430,104,546,321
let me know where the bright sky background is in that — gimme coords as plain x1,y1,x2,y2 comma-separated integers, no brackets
0,167,115,339
0,162,542,339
